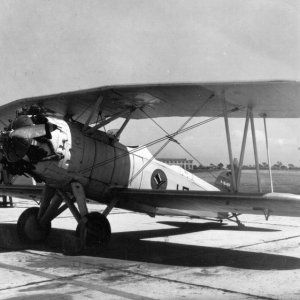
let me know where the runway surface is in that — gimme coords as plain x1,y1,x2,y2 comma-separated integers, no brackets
0,198,299,299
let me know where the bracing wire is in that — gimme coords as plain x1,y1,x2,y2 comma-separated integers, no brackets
140,109,205,166
127,94,215,183
80,106,241,174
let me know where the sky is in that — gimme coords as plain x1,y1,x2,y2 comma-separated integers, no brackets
0,0,299,165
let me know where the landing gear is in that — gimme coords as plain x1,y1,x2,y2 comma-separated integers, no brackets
17,207,51,243
17,187,66,244
16,182,116,254
225,212,245,229
76,212,111,247
61,212,111,256
58,182,116,254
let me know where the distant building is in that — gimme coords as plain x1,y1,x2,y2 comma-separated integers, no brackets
158,158,193,170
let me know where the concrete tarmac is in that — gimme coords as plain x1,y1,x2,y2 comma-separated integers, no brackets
0,199,299,299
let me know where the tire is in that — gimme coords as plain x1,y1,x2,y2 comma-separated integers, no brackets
76,212,111,247
17,207,51,243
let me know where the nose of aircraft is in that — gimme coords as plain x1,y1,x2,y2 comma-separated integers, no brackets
1,115,33,162
2,133,31,162
1,115,57,162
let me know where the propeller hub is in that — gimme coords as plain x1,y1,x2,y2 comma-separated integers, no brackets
1,115,34,162
11,115,34,130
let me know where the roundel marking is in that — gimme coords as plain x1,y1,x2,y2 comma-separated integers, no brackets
151,169,168,190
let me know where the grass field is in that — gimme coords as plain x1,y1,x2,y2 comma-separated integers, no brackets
195,170,300,194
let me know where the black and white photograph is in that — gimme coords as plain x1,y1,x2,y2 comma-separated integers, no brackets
0,0,299,299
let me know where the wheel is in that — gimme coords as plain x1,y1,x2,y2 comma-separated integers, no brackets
17,207,51,243
76,212,111,247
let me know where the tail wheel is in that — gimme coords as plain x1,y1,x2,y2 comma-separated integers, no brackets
17,207,51,243
76,212,111,247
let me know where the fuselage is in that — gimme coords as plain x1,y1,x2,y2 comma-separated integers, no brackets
30,117,218,203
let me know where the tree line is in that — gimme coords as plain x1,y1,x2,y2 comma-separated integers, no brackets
193,162,300,171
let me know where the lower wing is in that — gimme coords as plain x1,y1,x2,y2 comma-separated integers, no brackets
2,185,299,219
0,185,43,200
109,188,300,218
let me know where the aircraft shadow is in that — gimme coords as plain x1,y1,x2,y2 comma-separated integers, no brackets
0,222,298,271
4,294,71,300
158,221,280,232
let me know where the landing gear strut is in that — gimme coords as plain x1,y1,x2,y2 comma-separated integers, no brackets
224,212,245,229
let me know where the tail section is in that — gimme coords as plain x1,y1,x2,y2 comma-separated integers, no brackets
214,170,232,192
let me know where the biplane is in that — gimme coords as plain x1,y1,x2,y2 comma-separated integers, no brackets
0,80,299,252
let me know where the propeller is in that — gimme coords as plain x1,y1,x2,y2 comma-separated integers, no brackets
0,115,57,163
2,134,31,162
10,124,48,140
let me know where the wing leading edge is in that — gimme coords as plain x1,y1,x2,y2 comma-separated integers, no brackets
0,185,43,200
109,188,300,218
0,80,299,128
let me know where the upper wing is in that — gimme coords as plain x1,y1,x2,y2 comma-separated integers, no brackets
109,188,300,218
0,80,299,126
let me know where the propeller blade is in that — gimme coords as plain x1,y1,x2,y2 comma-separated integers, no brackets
10,124,47,139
